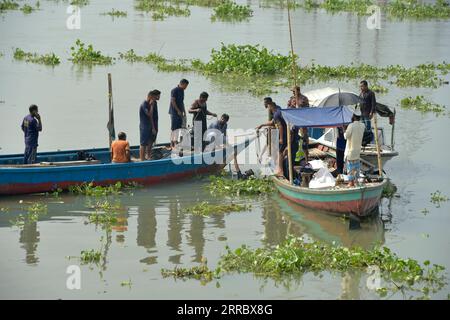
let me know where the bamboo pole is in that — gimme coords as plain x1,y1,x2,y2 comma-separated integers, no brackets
287,124,293,184
390,108,396,150
108,73,113,148
287,0,298,105
372,113,383,177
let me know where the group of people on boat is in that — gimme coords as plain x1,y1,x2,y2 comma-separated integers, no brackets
255,80,378,187
136,79,230,162
20,79,230,165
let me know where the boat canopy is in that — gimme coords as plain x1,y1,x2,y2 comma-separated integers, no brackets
280,106,353,128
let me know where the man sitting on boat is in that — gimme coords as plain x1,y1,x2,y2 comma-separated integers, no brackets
344,109,366,187
207,113,229,145
21,104,42,164
111,132,130,163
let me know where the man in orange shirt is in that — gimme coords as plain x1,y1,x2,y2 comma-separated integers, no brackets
111,132,130,163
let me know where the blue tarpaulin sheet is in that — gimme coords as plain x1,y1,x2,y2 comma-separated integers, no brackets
280,106,353,128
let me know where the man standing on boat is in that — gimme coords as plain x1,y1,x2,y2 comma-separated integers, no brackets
21,104,42,164
169,79,189,148
344,109,366,187
359,80,376,132
288,86,309,108
256,101,286,176
139,90,160,161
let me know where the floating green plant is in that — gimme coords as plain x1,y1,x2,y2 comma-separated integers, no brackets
301,0,450,20
211,0,253,22
382,181,397,198
70,0,89,6
118,49,193,72
10,203,47,228
194,43,293,76
217,237,447,299
80,249,102,264
184,201,251,216
100,9,127,17
68,181,138,196
208,175,274,196
120,279,133,287
13,48,60,66
70,39,114,65
259,0,302,9
161,258,216,284
430,190,449,208
0,0,19,12
20,4,36,14
400,96,446,115
135,0,190,20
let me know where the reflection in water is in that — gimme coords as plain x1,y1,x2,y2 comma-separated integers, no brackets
19,221,40,265
269,195,385,249
188,215,205,263
167,201,183,264
340,271,362,300
137,206,158,265
112,207,129,244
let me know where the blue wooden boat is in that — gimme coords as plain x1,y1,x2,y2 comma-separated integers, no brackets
0,140,252,196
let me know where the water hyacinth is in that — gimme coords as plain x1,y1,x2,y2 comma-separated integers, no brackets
400,96,446,116
69,39,114,65
211,0,253,22
217,237,447,299
184,201,251,216
196,43,294,76
13,48,60,66
100,9,127,17
207,175,274,196
301,0,450,20
135,0,190,20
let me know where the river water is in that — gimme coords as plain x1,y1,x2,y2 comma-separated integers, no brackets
0,0,449,299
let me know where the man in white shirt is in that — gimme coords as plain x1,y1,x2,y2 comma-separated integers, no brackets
344,109,366,187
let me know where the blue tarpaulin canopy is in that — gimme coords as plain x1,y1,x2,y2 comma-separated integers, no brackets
280,106,353,128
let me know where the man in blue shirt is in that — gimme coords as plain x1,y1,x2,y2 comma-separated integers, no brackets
169,79,189,148
139,90,160,161
208,113,229,136
257,102,286,176
21,105,42,164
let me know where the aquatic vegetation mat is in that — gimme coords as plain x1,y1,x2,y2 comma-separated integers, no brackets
70,39,114,65
10,203,48,228
13,48,60,66
400,96,446,116
100,9,127,17
207,175,274,196
184,201,251,216
211,1,253,22
135,0,190,20
161,258,216,284
430,190,449,208
68,181,140,196
301,0,450,20
217,237,447,299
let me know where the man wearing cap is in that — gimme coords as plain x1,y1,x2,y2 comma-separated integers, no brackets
344,108,366,187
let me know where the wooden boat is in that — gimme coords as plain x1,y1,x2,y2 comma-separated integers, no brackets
273,175,387,217
0,139,252,196
272,106,388,217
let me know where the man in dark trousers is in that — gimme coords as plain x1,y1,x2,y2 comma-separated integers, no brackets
169,79,189,148
21,104,42,164
359,80,376,132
